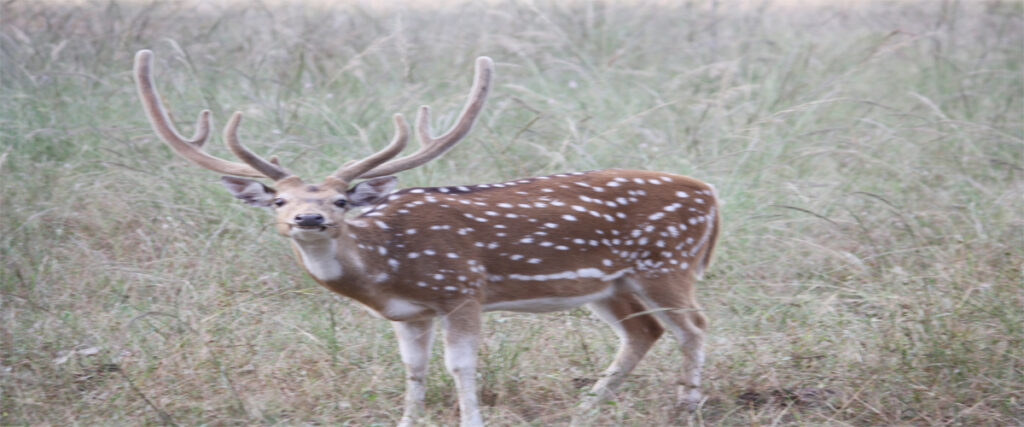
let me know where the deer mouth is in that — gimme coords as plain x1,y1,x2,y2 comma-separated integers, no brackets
295,225,326,231
292,224,335,232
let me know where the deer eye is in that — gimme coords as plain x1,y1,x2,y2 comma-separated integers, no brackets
273,198,286,207
333,199,348,208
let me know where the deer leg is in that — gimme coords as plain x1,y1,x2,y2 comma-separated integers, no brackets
393,319,436,427
626,276,707,410
441,300,483,427
580,291,664,408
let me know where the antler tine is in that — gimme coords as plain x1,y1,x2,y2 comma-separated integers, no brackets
331,114,409,183
134,50,277,179
135,50,212,147
356,56,493,179
223,113,293,181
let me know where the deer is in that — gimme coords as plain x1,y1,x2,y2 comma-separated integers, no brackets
134,49,719,426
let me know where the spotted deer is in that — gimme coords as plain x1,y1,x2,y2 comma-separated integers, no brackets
134,49,719,426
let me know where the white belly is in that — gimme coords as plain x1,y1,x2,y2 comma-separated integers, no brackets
482,286,614,313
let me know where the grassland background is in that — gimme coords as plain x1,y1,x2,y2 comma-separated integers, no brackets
2,0,1021,425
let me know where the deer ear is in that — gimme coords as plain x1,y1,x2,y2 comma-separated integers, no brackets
347,176,398,207
220,176,276,207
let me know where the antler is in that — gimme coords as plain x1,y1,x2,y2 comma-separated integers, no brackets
338,56,493,181
134,50,292,181
222,112,293,181
332,114,409,182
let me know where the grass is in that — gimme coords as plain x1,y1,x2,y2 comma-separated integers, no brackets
2,0,1021,425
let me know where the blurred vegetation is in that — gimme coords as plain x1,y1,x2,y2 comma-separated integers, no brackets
1,0,1021,425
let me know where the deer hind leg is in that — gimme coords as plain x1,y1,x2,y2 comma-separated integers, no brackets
441,300,484,427
393,319,436,427
580,290,664,409
626,275,708,410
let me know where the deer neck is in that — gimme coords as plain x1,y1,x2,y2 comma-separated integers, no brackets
288,218,391,305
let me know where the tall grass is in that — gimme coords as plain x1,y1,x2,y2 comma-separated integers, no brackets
2,0,1021,425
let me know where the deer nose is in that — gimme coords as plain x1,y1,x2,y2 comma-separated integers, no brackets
294,213,325,227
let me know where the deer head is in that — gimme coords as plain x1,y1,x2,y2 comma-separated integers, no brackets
134,49,491,242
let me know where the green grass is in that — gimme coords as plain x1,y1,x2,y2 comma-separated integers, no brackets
2,0,1021,425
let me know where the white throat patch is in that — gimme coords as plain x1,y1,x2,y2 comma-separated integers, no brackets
294,239,342,282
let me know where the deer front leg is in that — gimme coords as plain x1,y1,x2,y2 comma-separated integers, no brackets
441,300,483,427
393,319,436,427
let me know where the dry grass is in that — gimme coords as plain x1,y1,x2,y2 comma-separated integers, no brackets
2,0,1022,425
